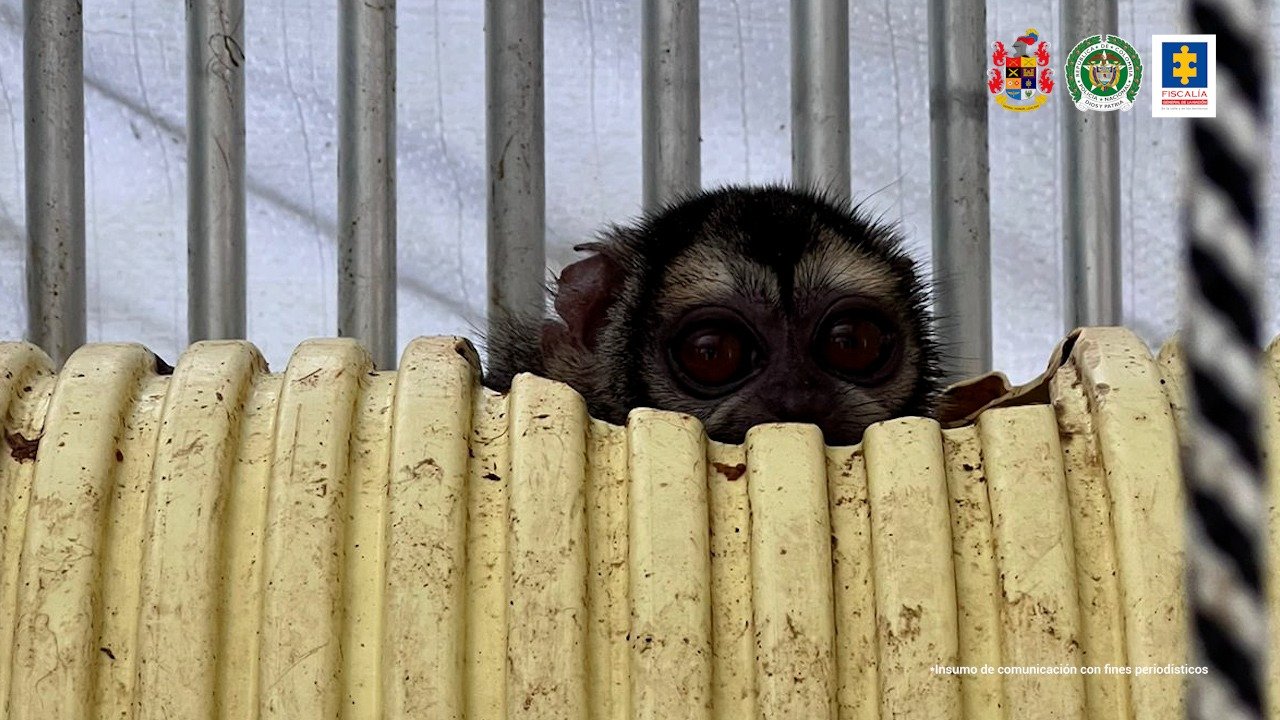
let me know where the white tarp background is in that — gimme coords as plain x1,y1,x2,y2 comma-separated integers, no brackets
1,0,1278,383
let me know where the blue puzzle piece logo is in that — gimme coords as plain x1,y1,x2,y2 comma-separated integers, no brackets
1162,41,1208,88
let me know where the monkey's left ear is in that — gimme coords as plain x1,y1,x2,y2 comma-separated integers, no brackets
543,247,626,353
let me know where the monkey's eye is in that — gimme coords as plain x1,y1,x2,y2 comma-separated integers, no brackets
672,323,755,391
816,310,899,383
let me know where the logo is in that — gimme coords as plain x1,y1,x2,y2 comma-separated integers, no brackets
1151,34,1216,117
987,28,1054,111
1064,34,1143,111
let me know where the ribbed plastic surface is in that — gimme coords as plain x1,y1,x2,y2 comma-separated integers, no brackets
0,328,1274,719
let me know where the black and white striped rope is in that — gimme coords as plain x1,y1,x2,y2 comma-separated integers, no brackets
1183,0,1269,718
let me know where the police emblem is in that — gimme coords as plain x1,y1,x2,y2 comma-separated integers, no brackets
987,28,1054,112
1064,34,1143,111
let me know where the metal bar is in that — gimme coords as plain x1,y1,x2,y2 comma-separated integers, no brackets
338,0,398,369
24,0,86,366
790,0,850,199
642,0,699,210
927,0,992,380
485,0,546,327
1061,0,1121,330
187,0,247,342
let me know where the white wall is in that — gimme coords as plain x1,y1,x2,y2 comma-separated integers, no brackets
1,0,1278,383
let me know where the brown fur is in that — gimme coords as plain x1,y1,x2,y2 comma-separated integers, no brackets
483,184,941,446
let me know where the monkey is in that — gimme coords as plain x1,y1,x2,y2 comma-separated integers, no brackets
483,184,942,446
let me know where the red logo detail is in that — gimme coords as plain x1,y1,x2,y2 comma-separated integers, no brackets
1035,41,1051,67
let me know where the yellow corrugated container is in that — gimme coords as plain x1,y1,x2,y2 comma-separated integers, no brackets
0,327,1273,719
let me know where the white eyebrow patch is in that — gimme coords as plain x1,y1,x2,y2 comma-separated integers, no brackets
794,232,902,309
661,244,781,308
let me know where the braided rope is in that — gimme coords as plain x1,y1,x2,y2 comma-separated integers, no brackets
1184,0,1269,718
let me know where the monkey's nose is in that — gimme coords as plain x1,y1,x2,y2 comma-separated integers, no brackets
771,390,832,424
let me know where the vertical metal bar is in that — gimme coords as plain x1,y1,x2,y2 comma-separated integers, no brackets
339,0,397,369
1061,0,1121,330
485,0,546,327
24,0,86,366
187,0,247,342
642,0,699,210
927,0,992,380
791,0,850,199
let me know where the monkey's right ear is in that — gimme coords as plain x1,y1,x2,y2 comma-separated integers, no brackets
543,249,626,353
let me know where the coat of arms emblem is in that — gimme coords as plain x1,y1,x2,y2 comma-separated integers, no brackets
1064,34,1144,111
988,29,1054,112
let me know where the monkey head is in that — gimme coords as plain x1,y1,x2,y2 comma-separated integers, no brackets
485,185,942,446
